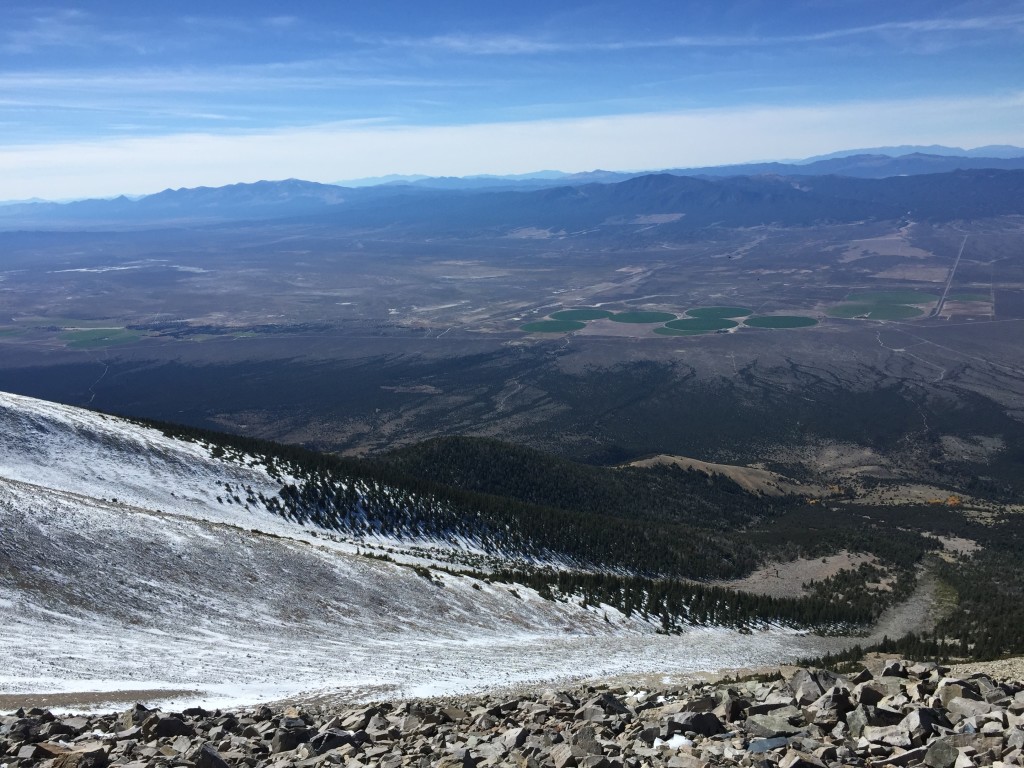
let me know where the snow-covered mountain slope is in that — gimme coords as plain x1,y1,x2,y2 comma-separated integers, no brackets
0,391,841,710
0,390,301,535
0,390,540,567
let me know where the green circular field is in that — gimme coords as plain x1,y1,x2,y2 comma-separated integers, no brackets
664,317,737,331
685,306,752,319
826,303,875,319
610,311,677,324
550,308,614,321
744,315,819,328
520,320,586,333
654,327,706,336
866,305,924,320
843,291,937,305
828,304,923,320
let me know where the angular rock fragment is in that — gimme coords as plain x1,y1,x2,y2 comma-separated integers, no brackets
53,745,108,768
778,749,826,768
4,659,1023,768
191,743,231,768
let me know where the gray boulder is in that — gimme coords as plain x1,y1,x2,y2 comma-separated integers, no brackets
746,711,804,739
191,743,231,768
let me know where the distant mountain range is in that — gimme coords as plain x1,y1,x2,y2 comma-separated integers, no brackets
802,144,1024,161
1,162,1023,232
332,145,1024,190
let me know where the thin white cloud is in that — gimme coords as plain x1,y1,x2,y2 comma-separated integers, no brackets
263,16,298,29
384,12,1024,55
786,13,1024,44
177,14,300,33
1,9,149,55
177,15,255,34
0,56,479,94
1,94,1021,201
402,34,566,55
5,8,1020,61
3,10,301,57
0,97,238,121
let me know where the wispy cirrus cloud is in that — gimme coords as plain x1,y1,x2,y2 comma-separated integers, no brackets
400,34,566,55
0,65,475,95
1,8,150,55
2,9,301,57
0,96,242,123
263,16,298,29
380,11,1024,55
780,12,1024,47
5,7,1021,61
0,53,491,139
177,14,301,35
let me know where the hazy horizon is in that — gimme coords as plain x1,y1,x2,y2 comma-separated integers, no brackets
1,1,1022,200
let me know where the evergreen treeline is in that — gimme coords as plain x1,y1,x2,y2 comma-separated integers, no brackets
119,414,1024,655
740,503,931,571
487,568,879,632
379,436,787,528
847,506,1024,661
804,514,1024,664
275,466,764,579
142,419,939,583
929,547,1024,660
137,417,936,582
143,417,766,577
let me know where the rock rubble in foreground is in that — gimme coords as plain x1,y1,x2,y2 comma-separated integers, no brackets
3,662,1024,768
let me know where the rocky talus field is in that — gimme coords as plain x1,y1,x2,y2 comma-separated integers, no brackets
4,661,1024,768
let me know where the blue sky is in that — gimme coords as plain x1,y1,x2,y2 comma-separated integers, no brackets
1,1,1022,199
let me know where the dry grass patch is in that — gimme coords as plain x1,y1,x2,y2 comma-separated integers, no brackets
715,552,879,599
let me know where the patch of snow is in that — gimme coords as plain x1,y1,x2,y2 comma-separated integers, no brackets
654,735,694,750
